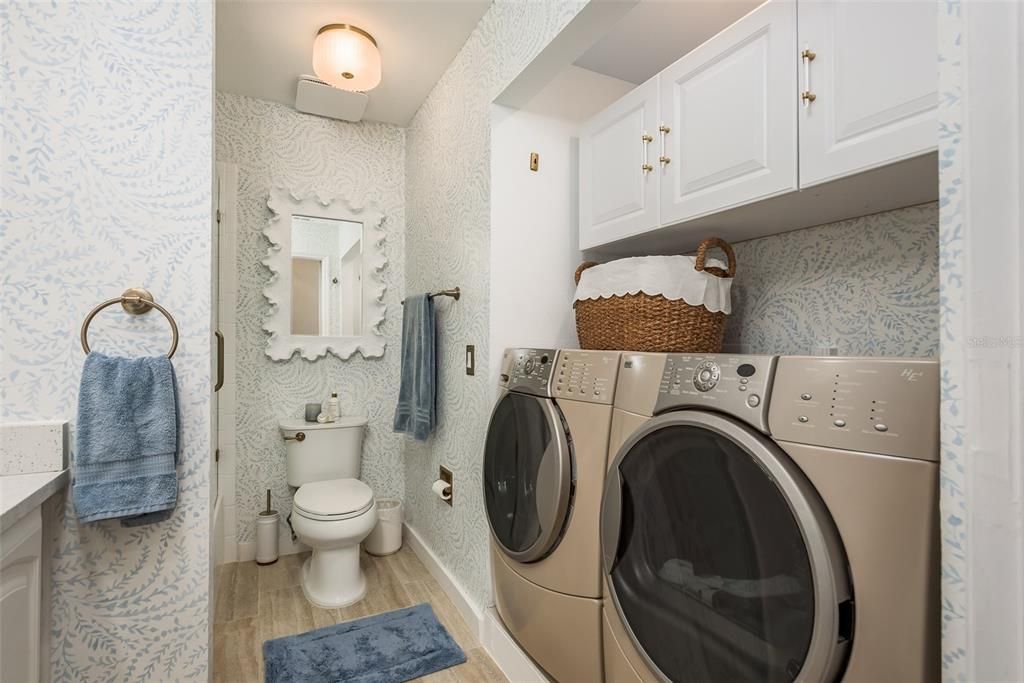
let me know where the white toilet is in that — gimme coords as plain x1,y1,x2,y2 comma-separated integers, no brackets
280,416,377,608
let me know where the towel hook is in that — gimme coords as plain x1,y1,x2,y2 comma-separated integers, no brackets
80,287,179,358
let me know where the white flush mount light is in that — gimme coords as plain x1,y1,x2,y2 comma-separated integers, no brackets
312,24,382,92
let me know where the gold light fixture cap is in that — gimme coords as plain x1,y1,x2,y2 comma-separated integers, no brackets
316,24,377,47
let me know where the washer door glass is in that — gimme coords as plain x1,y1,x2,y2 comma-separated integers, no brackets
605,417,845,682
483,392,572,563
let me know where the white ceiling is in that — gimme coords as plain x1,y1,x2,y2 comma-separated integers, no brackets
574,0,763,84
216,0,491,126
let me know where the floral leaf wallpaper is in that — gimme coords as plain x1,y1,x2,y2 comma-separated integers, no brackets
725,202,940,357
937,0,966,678
215,92,406,547
1,1,213,680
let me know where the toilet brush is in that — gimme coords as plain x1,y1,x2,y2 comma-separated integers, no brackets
256,488,280,566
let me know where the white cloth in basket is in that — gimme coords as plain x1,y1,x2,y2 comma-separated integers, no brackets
574,255,733,314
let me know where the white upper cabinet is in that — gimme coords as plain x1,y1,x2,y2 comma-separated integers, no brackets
579,78,660,249
658,0,797,226
577,0,938,251
797,0,939,187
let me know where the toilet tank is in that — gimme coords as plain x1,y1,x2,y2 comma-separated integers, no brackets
279,416,368,487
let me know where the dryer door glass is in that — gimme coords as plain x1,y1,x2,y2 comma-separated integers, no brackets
483,393,572,563
604,416,846,683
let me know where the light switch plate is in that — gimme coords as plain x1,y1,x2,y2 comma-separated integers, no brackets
466,345,475,376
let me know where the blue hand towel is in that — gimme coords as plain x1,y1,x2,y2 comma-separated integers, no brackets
73,352,179,526
393,294,436,441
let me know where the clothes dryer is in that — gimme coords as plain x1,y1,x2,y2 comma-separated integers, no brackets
601,353,939,683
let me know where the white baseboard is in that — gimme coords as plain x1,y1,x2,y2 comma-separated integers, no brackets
402,524,483,638
481,608,551,683
402,523,548,683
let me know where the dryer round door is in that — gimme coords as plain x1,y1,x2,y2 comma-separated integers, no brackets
483,391,573,563
601,410,852,683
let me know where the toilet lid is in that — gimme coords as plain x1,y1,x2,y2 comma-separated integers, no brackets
294,478,374,520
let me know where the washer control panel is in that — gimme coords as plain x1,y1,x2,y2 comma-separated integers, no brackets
655,354,777,433
503,348,556,397
692,359,721,391
551,350,621,405
769,356,939,461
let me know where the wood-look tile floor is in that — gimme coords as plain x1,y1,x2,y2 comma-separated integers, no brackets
213,547,507,683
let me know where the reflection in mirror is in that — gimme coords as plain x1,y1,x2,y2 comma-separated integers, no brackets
290,215,363,337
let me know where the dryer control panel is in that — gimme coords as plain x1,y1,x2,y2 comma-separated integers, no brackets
653,354,777,433
502,348,556,397
769,356,939,461
551,350,620,405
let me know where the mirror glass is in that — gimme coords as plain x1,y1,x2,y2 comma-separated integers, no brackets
290,215,363,337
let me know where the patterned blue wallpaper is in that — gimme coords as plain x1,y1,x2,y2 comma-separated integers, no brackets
725,202,939,357
216,92,407,546
404,0,588,607
1,2,213,679
937,0,966,678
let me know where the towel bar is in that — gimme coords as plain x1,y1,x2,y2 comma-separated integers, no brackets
401,287,460,305
80,287,179,358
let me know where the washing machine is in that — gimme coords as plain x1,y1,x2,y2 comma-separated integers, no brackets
485,347,621,683
600,353,939,683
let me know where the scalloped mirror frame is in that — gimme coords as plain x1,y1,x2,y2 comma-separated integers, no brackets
263,188,387,361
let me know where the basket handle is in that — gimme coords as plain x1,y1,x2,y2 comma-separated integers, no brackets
694,237,736,278
575,261,600,285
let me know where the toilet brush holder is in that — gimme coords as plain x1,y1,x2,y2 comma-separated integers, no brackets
256,489,279,565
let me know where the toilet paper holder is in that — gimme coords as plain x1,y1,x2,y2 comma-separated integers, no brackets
438,466,453,507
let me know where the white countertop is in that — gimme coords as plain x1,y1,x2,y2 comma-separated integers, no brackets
1,470,69,532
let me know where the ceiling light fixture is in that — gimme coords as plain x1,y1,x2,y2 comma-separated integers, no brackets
311,24,381,92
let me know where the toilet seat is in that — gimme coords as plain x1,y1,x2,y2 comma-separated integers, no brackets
293,478,374,522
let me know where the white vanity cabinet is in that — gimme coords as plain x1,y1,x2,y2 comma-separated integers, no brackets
797,0,939,186
1,507,42,683
578,0,937,251
658,0,797,226
579,78,660,249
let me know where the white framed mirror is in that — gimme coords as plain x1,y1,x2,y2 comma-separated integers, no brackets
263,188,387,360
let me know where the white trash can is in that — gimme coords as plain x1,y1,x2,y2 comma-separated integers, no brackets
365,499,403,556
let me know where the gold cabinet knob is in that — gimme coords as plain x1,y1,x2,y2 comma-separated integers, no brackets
801,91,817,103
659,156,671,165
642,163,653,172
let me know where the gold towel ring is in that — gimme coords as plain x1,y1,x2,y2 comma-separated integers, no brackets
80,287,179,359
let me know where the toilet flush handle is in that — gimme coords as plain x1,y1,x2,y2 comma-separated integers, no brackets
284,431,306,442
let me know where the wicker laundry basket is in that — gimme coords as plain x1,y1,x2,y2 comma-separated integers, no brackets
573,237,736,353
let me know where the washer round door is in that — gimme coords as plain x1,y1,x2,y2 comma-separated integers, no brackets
601,411,852,683
483,391,573,563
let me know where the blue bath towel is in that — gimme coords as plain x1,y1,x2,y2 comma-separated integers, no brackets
73,352,179,526
393,294,436,441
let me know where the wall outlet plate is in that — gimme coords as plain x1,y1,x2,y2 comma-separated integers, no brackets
439,466,453,507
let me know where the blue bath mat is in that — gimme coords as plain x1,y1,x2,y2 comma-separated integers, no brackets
263,603,466,683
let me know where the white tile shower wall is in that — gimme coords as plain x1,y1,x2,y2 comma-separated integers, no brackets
0,422,68,475
215,92,406,547
404,0,588,609
1,2,213,680
724,202,940,357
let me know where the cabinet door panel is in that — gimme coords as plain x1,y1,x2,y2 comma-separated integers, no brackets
1,510,41,683
799,0,938,186
579,78,660,249
659,0,797,226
